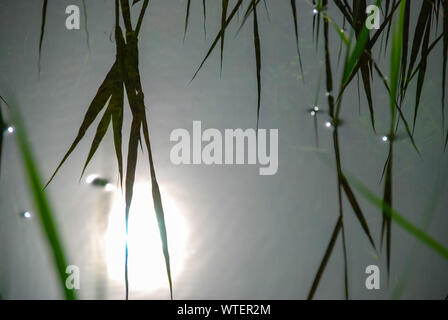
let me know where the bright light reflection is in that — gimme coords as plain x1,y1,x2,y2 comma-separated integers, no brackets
86,174,97,184
104,182,188,294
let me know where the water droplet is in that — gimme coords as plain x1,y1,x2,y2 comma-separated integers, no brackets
312,8,318,15
325,121,332,128
382,136,388,142
22,211,32,219
310,110,316,116
7,126,14,134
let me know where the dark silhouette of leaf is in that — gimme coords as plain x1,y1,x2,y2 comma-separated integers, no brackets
220,0,229,74
381,147,392,277
121,16,173,299
235,0,260,36
191,0,244,82
141,115,173,300
307,216,342,299
290,0,304,76
405,1,431,86
38,0,48,76
124,117,140,300
360,62,375,131
341,176,376,249
183,0,191,41
412,14,432,133
262,0,270,20
252,0,261,129
381,0,407,279
45,64,118,188
80,106,112,180
135,0,150,35
367,55,420,154
202,0,207,39
333,0,353,24
111,84,124,187
399,0,410,103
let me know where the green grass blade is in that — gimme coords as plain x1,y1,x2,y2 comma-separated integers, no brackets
392,169,447,299
7,99,76,300
412,15,431,133
348,174,448,261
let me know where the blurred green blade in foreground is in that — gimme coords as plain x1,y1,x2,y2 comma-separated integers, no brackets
7,98,76,300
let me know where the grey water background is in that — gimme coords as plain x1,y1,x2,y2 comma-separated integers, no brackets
0,0,447,299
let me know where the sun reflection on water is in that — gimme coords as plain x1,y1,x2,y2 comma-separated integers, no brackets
104,182,188,295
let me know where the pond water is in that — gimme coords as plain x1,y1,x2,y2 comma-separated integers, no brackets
0,0,447,299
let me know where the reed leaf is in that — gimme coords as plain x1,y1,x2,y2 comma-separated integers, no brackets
124,117,140,300
80,106,112,180
348,174,448,261
412,13,431,133
44,1,173,300
381,0,407,277
191,0,244,82
252,0,262,129
38,0,48,76
7,98,76,300
341,176,375,248
219,0,229,74
184,0,191,41
307,216,343,300
290,0,304,76
202,0,207,38
44,64,117,188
